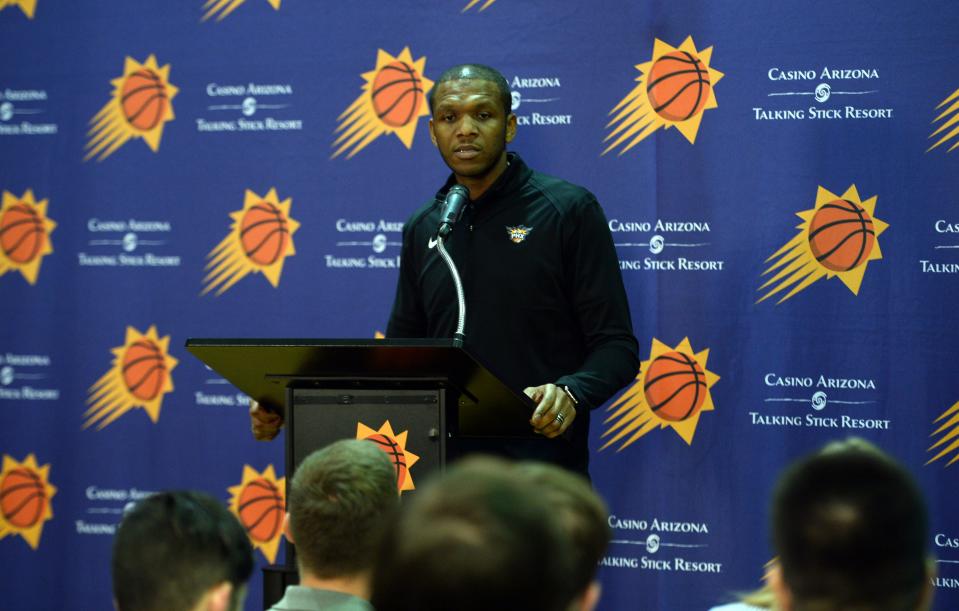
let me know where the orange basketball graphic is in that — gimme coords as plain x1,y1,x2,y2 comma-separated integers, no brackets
0,203,46,264
370,61,425,128
121,69,169,132
0,468,47,529
121,339,167,401
240,202,290,266
237,478,284,542
643,351,707,422
365,433,408,490
646,51,712,122
807,199,876,272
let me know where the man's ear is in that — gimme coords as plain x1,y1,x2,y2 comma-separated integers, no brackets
282,512,294,545
204,582,233,611
578,581,602,611
428,119,437,146
768,563,793,611
505,113,517,143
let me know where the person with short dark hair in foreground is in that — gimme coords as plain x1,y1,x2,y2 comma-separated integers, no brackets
112,490,254,611
767,438,934,611
371,456,602,611
271,439,399,611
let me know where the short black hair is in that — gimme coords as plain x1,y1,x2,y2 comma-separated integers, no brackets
772,439,929,611
288,439,399,578
514,462,611,594
371,457,577,611
428,63,512,115
112,490,253,611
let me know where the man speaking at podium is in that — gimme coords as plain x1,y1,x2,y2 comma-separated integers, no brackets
254,64,637,476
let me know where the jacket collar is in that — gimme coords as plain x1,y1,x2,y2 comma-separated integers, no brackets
434,152,531,213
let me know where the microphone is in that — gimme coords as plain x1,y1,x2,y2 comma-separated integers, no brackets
437,184,470,239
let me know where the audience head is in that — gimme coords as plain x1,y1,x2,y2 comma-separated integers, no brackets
514,461,611,602
286,438,399,579
770,438,932,611
112,490,253,611
371,456,578,611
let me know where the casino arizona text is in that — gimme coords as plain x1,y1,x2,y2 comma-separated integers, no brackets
764,373,876,389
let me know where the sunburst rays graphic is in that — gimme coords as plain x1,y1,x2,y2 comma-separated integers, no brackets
0,454,56,549
462,0,496,11
228,465,285,563
83,325,178,430
927,401,959,467
0,190,55,285
202,188,299,296
84,55,178,162
758,185,887,305
201,0,280,22
601,337,719,450
332,47,433,159
928,87,959,153
357,420,420,493
0,0,36,18
603,36,723,155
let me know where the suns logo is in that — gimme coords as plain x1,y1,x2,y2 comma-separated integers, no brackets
0,190,55,285
603,36,723,155
462,0,496,10
84,55,178,162
202,188,299,296
357,420,420,493
228,464,285,563
0,454,56,549
928,87,959,153
506,225,532,244
201,0,279,22
0,0,34,18
928,400,959,467
332,47,433,159
601,337,719,450
84,325,179,430
758,185,887,305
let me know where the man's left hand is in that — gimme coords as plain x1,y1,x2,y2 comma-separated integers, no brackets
524,383,576,438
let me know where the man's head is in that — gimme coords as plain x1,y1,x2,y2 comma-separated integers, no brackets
371,456,577,611
285,439,398,579
514,462,611,611
428,64,516,198
112,490,253,611
770,438,932,611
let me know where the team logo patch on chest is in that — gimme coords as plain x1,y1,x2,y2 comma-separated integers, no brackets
505,225,533,244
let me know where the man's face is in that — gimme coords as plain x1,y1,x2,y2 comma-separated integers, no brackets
429,78,517,186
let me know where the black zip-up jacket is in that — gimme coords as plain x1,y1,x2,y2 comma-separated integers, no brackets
387,153,639,473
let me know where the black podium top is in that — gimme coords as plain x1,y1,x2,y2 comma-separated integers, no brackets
185,338,537,437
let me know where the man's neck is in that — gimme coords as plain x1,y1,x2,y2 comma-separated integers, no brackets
297,569,370,600
456,154,509,202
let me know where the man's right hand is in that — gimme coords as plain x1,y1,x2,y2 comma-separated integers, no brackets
250,400,284,441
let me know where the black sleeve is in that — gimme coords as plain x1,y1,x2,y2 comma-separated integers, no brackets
386,220,428,338
555,196,639,410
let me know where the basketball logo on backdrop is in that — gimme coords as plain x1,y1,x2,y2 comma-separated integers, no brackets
601,337,719,450
228,465,285,563
83,325,179,430
202,188,299,296
0,190,55,285
357,421,420,493
0,454,56,549
0,0,35,18
332,47,433,159
201,0,280,22
758,185,887,304
604,36,723,155
462,0,496,11
84,55,178,162
928,400,959,467
928,87,959,153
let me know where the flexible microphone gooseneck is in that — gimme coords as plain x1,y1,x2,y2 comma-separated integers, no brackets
434,184,470,347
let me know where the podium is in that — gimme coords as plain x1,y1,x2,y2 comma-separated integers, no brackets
185,337,536,609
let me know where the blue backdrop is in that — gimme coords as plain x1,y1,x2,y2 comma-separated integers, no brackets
2,1,959,609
